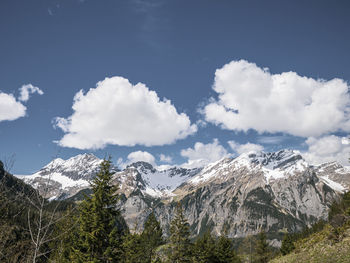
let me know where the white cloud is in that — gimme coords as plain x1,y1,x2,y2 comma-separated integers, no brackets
159,154,172,163
18,84,44,102
54,76,197,149
0,93,26,122
0,84,43,122
228,141,264,155
117,150,156,169
180,139,229,168
303,135,350,165
202,59,350,137
127,151,156,165
342,137,350,145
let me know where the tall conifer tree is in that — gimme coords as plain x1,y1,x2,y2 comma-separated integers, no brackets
72,158,123,263
215,235,241,263
280,233,295,255
193,231,216,263
121,232,144,263
169,202,192,263
255,231,269,263
141,212,164,262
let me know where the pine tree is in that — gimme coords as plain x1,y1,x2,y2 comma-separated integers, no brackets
141,212,164,263
255,231,269,263
168,202,192,263
238,234,257,263
193,232,241,263
71,158,124,263
280,233,295,255
215,235,241,263
122,232,144,263
193,232,217,263
49,206,78,263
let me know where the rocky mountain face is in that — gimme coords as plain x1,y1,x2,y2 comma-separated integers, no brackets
16,150,350,243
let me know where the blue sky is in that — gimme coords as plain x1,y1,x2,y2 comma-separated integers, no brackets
1,0,350,174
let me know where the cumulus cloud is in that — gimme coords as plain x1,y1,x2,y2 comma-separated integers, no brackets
228,141,264,155
54,76,197,149
18,84,44,102
117,150,156,169
127,150,156,165
159,154,172,163
202,60,350,137
0,84,43,122
303,135,350,165
0,93,26,122
180,139,229,168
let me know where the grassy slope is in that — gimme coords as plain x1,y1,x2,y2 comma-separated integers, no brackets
270,223,350,263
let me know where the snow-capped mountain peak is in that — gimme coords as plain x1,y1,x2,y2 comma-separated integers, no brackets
16,153,105,199
16,150,350,201
239,149,304,169
189,150,309,186
126,161,156,174
40,153,103,180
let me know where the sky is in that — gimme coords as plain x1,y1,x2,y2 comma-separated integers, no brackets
1,0,350,174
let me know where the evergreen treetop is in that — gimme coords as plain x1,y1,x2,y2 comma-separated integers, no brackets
169,202,192,263
141,212,164,262
72,158,124,263
255,231,269,263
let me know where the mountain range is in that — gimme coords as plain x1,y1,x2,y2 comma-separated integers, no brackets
16,150,350,246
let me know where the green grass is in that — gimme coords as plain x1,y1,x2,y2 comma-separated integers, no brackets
270,223,350,263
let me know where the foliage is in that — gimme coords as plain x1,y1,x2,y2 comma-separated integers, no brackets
237,234,257,262
215,235,241,263
141,212,164,262
0,160,47,262
193,232,217,263
329,191,350,226
122,232,144,263
122,212,164,263
71,158,125,262
254,231,270,263
193,232,241,263
168,202,192,263
48,206,78,263
271,223,350,263
280,233,295,256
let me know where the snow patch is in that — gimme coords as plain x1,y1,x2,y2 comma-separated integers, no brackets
319,176,346,193
23,172,90,189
